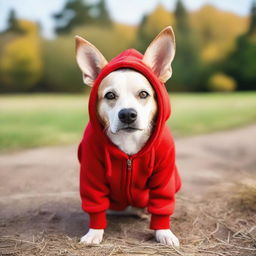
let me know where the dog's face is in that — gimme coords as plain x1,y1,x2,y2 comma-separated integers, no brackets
75,26,175,136
97,70,157,134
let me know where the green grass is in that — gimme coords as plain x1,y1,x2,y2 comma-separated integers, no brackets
169,92,256,136
0,92,256,152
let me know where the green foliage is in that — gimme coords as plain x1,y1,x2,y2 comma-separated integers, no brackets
224,35,256,90
208,73,236,92
94,0,112,26
170,0,204,91
0,20,42,92
5,9,24,34
53,0,95,34
42,24,136,92
175,0,189,33
53,0,112,35
0,1,254,93
224,1,256,90
248,0,256,35
42,36,82,92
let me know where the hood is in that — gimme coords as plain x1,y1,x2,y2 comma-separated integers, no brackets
88,48,171,157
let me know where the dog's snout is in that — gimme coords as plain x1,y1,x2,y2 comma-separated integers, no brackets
118,108,137,124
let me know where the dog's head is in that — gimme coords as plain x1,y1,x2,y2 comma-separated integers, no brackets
75,27,175,135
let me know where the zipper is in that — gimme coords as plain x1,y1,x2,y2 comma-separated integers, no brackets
127,159,132,171
126,158,133,204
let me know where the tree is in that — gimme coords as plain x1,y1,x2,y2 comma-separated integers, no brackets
7,9,18,31
224,0,256,90
53,0,112,34
53,0,94,34
94,0,112,26
171,0,203,91
136,4,174,52
248,0,256,35
2,9,24,34
190,5,248,63
0,20,42,92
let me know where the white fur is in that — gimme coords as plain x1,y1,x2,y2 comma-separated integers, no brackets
99,70,156,155
76,27,179,247
107,127,151,155
155,229,180,246
80,228,104,244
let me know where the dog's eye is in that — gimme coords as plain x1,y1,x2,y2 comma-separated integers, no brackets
139,91,149,99
104,92,116,100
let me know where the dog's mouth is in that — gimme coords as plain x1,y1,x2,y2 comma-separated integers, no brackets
118,127,143,133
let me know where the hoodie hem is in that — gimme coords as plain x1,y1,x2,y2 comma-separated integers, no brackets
89,211,107,229
150,214,171,230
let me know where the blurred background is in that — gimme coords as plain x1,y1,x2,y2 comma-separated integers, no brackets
1,2,256,254
0,0,256,151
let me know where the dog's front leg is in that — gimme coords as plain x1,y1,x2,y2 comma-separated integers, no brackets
80,228,104,244
155,229,180,247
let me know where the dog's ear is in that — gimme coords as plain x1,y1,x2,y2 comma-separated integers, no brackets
75,35,108,87
143,26,176,83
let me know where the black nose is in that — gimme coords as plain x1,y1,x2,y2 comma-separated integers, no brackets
118,108,137,124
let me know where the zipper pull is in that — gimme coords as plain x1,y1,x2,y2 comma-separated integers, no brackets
127,159,132,171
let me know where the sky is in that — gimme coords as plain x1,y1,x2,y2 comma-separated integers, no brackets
0,0,254,38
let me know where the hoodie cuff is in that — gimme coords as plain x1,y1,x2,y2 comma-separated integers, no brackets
150,214,171,230
89,211,107,229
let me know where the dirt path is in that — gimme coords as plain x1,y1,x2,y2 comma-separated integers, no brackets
0,125,256,255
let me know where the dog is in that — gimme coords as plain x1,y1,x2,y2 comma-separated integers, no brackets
75,26,181,246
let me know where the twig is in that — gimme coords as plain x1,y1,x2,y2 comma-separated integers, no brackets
199,230,211,243
227,231,231,244
248,226,256,234
170,244,186,256
39,242,47,253
209,222,220,237
108,246,116,256
215,237,256,251
0,237,36,245
192,216,199,226
198,249,226,256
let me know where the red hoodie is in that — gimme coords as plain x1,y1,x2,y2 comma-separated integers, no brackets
78,49,181,230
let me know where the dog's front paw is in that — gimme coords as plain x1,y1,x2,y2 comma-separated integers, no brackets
80,228,104,244
155,229,180,247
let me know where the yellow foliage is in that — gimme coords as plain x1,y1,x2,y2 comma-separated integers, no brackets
142,4,175,37
73,25,137,60
190,5,249,62
114,23,137,44
0,20,42,91
18,20,39,35
208,73,237,92
201,43,219,62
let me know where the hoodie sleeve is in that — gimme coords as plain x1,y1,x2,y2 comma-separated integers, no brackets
147,143,181,230
78,138,110,229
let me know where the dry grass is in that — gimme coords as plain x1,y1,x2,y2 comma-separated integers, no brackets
231,180,256,212
1,182,255,256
